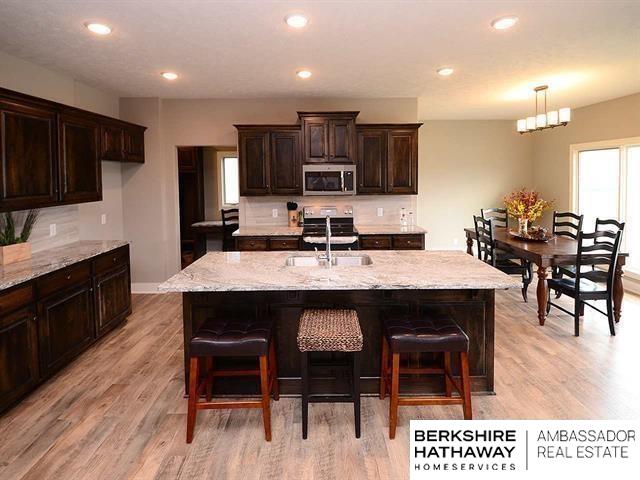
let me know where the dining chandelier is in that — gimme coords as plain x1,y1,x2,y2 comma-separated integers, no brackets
516,85,571,134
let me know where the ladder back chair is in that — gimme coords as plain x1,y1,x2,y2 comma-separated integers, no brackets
221,208,239,251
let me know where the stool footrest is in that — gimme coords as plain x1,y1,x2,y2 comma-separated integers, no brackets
308,394,357,403
196,400,262,410
398,397,464,407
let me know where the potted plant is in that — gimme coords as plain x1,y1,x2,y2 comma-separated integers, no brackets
287,201,298,228
0,209,39,265
504,189,552,236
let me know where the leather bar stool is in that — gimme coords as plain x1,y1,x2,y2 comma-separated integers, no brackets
380,315,472,439
186,316,278,443
297,308,363,439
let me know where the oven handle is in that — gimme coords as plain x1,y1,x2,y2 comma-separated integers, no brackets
341,170,345,192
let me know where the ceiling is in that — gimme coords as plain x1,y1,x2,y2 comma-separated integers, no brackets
0,0,638,119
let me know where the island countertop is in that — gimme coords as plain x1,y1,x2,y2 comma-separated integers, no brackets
159,250,519,292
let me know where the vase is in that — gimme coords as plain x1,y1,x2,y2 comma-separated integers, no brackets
288,211,298,227
518,218,529,236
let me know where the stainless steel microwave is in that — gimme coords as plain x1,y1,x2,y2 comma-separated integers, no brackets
302,164,356,196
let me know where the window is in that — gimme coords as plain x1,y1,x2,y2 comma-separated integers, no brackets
572,139,640,276
222,156,239,205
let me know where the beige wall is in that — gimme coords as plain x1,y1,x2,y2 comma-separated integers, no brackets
532,92,640,217
0,51,125,248
418,121,534,249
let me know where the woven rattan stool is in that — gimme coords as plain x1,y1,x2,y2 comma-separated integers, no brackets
297,308,363,439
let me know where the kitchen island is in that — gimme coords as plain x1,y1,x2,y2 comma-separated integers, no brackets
159,250,518,396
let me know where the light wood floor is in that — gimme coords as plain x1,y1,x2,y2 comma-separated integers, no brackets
1,290,639,480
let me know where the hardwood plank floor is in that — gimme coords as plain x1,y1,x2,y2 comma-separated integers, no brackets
1,290,639,480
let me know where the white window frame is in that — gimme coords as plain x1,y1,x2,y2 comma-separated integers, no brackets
570,136,640,280
220,155,240,207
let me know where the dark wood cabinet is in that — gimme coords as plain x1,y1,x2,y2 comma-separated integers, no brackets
0,306,39,413
360,234,424,250
99,123,125,162
239,129,271,195
356,124,421,195
299,112,357,164
37,279,95,376
95,265,131,337
356,129,387,193
0,87,146,212
58,113,102,204
123,126,145,163
0,245,131,414
387,129,418,194
270,129,302,194
0,100,58,210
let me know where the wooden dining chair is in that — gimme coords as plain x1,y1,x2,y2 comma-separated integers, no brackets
473,216,532,302
552,212,585,289
480,208,508,228
546,227,624,336
221,208,239,251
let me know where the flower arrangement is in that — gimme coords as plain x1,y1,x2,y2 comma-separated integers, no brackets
0,209,40,265
503,189,552,235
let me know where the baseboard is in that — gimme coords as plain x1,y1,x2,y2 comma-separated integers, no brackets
624,274,640,296
131,282,162,294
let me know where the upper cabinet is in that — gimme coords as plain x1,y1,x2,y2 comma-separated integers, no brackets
236,126,302,196
356,124,421,195
59,113,101,204
0,87,146,212
299,112,358,164
0,100,58,210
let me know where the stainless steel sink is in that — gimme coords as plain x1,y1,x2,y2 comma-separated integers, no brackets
285,254,373,267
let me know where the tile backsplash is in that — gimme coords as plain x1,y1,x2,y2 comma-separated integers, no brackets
240,195,418,226
10,205,79,253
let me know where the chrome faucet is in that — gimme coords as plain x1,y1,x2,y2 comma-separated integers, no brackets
317,215,332,265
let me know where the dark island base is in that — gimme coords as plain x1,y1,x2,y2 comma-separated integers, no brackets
183,289,495,396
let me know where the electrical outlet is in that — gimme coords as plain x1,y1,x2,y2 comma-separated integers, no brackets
49,224,56,237
101,214,107,225
377,207,384,217
453,238,459,246
272,209,278,218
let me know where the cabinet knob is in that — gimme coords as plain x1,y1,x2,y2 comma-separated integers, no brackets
66,274,71,280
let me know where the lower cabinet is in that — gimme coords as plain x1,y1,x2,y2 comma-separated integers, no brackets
37,281,95,376
95,266,131,337
360,234,424,250
0,245,131,413
237,237,301,251
0,307,39,411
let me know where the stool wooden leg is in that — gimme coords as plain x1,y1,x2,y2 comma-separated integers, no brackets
379,336,388,400
259,355,272,441
269,341,279,401
459,352,472,420
186,356,199,443
204,357,214,402
352,352,361,438
443,352,453,397
389,353,400,439
301,352,309,439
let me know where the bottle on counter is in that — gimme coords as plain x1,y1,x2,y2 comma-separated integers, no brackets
400,208,408,227
408,211,414,227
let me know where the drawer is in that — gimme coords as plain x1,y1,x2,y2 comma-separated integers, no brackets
37,262,91,298
359,235,392,250
268,237,300,251
392,234,424,250
95,246,129,274
0,283,34,315
237,238,268,251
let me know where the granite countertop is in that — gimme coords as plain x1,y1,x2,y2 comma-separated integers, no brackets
356,224,426,235
232,226,303,237
230,224,426,237
159,250,519,292
191,220,224,227
0,240,129,291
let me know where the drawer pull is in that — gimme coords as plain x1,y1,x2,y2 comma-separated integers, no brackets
66,274,71,280
113,256,117,262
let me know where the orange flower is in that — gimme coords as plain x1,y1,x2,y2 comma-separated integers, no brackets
504,188,553,222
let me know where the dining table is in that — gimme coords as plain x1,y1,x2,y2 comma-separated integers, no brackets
464,226,627,325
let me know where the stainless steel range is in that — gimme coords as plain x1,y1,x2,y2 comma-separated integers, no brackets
301,206,359,251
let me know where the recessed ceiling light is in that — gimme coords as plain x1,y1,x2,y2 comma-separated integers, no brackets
437,67,454,77
285,14,308,29
85,22,112,35
296,70,312,79
161,72,179,80
491,16,518,30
